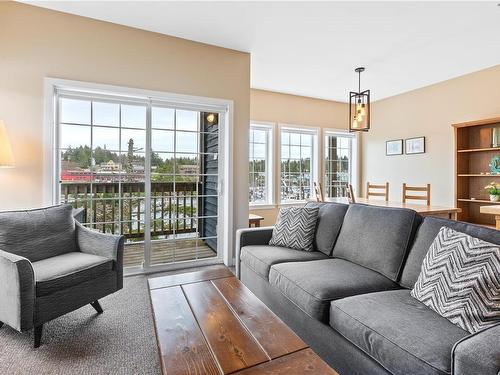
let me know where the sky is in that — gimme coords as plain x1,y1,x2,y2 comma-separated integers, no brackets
59,98,211,156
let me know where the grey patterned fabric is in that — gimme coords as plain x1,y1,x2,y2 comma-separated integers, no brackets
269,258,399,322
452,322,500,375
240,245,328,279
0,205,124,336
269,206,319,251
304,202,349,255
0,205,76,262
0,250,35,332
32,252,113,297
332,204,420,281
411,227,500,333
330,290,469,375
400,216,500,288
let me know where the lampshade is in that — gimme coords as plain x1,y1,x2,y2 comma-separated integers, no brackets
0,120,15,168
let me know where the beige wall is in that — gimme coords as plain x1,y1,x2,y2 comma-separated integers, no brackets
362,64,500,206
250,89,348,225
0,2,250,256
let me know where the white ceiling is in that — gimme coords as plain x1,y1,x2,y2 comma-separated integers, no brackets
21,1,500,102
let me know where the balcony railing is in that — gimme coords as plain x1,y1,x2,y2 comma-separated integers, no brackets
61,181,201,239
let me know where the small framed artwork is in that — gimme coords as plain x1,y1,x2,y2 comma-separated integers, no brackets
405,137,426,154
386,139,403,156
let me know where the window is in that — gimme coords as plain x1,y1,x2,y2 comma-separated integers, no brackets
324,131,357,198
280,127,317,203
52,86,227,271
249,124,273,205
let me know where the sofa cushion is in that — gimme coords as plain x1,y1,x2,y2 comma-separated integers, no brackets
330,290,469,375
269,258,399,322
400,216,500,288
240,245,328,279
305,202,349,255
0,204,76,262
32,252,113,296
332,204,420,281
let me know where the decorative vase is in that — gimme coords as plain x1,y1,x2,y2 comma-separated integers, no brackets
490,195,499,202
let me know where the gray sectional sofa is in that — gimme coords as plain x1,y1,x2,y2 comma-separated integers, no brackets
236,202,500,375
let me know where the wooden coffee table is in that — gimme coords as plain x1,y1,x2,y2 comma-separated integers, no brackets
148,265,338,375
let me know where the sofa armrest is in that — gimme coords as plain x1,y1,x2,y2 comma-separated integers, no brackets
75,222,125,289
452,322,500,375
0,249,35,332
235,226,274,278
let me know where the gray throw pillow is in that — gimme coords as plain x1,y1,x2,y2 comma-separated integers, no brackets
269,206,319,251
411,226,500,333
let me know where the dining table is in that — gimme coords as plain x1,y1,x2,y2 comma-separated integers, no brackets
316,197,461,220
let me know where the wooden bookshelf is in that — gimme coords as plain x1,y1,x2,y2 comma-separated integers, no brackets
453,117,500,227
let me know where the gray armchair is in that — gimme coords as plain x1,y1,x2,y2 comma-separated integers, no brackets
0,204,124,347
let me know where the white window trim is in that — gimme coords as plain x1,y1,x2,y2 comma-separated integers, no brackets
322,128,359,197
277,123,320,205
249,121,275,208
43,77,234,271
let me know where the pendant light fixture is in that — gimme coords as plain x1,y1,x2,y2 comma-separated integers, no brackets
349,67,370,132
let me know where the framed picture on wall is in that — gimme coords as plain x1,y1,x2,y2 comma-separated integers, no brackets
386,139,403,156
405,136,426,154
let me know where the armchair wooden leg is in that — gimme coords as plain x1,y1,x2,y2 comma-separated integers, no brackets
34,325,43,348
90,300,103,314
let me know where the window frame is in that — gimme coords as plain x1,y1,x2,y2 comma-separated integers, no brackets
323,128,359,198
249,122,274,208
278,123,319,205
43,77,234,272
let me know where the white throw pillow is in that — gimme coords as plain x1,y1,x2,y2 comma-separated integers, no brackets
411,226,500,333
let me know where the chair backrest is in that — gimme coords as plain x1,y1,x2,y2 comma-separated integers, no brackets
402,183,431,205
0,205,77,262
366,182,389,201
347,184,356,204
313,182,324,202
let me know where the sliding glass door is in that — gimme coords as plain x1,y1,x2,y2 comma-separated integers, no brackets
56,90,222,271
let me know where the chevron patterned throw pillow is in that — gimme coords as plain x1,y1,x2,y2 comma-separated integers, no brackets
269,206,319,251
411,226,500,333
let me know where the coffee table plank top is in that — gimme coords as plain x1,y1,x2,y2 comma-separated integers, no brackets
148,265,233,290
149,267,338,375
212,277,307,359
183,281,270,374
234,348,338,375
150,286,220,375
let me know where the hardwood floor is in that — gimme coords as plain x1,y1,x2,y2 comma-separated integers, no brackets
123,240,216,267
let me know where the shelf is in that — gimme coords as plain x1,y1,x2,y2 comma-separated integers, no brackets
457,147,500,153
457,174,500,177
457,198,500,204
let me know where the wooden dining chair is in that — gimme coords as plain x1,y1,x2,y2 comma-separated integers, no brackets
346,184,356,204
366,182,389,201
402,183,431,205
313,182,324,202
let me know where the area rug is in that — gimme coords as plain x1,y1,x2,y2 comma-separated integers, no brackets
0,275,161,375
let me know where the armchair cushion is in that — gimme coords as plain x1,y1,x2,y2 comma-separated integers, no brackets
0,205,76,262
32,252,113,297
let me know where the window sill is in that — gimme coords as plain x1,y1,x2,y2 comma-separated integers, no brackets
278,201,309,206
249,204,276,210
